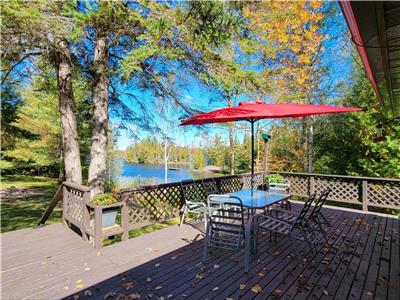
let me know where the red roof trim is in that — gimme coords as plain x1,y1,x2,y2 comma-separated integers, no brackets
339,0,381,100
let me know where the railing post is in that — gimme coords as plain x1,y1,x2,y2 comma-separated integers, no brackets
94,206,103,249
121,193,129,241
82,190,90,241
310,176,315,195
362,180,368,211
62,184,68,226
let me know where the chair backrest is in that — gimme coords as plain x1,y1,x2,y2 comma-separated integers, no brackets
268,177,290,194
181,179,204,204
309,188,331,220
206,194,245,250
292,192,316,228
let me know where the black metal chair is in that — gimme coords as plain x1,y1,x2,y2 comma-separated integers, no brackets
253,193,318,253
203,195,246,261
307,188,332,242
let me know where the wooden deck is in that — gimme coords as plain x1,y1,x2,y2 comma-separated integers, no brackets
1,205,399,300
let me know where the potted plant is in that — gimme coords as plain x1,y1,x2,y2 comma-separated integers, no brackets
90,192,121,228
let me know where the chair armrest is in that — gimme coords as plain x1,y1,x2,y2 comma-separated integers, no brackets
186,201,206,207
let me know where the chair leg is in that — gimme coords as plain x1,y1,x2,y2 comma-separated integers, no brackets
302,229,317,254
316,220,329,244
203,224,210,262
320,213,330,227
244,231,251,272
203,213,208,233
179,205,187,227
286,200,291,210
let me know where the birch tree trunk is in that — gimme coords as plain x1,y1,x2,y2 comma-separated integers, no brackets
55,38,82,184
88,36,109,196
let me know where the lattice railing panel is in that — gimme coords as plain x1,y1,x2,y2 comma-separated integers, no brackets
368,181,400,209
64,186,85,226
285,175,309,197
217,176,242,193
124,184,182,228
275,171,400,210
314,177,360,204
241,172,265,189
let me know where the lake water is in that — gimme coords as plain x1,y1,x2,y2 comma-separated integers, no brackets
118,162,198,186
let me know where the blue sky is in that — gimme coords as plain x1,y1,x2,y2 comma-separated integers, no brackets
114,1,354,150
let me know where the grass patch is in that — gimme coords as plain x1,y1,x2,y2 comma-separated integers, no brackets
1,175,61,233
102,218,180,247
1,175,58,189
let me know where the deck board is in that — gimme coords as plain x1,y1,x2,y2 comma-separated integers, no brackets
1,206,399,300
277,210,364,300
316,213,375,299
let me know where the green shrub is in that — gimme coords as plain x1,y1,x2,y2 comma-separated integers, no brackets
264,173,284,183
90,192,120,206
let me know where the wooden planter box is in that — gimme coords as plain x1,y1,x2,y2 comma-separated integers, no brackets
84,202,127,248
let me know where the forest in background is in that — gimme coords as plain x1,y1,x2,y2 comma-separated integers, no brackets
2,0,399,195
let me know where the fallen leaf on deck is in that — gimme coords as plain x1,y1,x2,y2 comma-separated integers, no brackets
226,298,233,300
367,291,374,296
167,294,173,298
76,280,84,289
157,297,164,300
214,264,220,269
212,287,219,291
84,290,92,297
155,263,160,267
154,285,162,290
122,282,134,289
239,284,246,290
323,289,329,295
128,293,141,299
196,273,205,279
146,277,152,282
258,271,266,277
273,289,282,294
104,292,116,299
272,251,280,257
251,284,262,294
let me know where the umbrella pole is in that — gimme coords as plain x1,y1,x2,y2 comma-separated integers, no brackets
251,119,255,191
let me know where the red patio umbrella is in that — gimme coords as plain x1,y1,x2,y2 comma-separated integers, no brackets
180,101,363,189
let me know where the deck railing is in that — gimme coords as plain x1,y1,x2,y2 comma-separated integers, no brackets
273,171,400,211
59,171,399,248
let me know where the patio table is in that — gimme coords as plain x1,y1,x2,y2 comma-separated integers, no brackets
227,189,291,272
228,189,291,215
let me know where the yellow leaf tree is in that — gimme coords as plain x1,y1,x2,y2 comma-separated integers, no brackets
244,0,328,172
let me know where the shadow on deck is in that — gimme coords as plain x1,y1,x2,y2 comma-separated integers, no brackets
1,206,399,300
